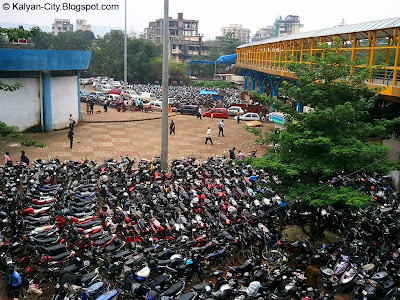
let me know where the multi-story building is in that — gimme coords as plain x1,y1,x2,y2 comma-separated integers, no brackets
274,15,302,37
52,19,73,35
144,13,209,62
221,24,250,43
76,19,91,32
251,25,275,42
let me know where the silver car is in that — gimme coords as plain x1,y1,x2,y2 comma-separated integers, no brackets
227,106,245,116
235,112,261,121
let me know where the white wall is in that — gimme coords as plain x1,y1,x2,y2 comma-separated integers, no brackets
0,78,41,131
51,75,78,130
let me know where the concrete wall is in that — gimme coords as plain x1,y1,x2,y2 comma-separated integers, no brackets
0,78,41,131
51,76,78,130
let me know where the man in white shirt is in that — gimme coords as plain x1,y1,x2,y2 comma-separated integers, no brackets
218,120,225,137
205,127,213,145
197,106,202,119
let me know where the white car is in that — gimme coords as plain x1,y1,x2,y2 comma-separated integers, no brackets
147,101,162,111
121,90,139,100
235,112,261,121
227,106,244,116
101,85,113,93
90,91,105,99
112,81,122,88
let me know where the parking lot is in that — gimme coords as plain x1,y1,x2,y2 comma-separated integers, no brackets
1,103,272,164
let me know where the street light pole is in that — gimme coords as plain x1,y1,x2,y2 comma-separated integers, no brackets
161,0,169,171
124,0,127,90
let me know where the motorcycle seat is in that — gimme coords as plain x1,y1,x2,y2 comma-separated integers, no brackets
178,292,197,300
136,267,150,278
51,251,71,261
352,256,365,264
158,259,171,266
191,283,211,292
112,250,132,260
81,270,98,285
163,282,184,296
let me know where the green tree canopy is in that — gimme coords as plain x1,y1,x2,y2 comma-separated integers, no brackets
250,39,400,239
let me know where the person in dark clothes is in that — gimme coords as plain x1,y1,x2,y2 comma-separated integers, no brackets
170,120,176,135
229,147,236,159
68,129,74,149
90,99,94,114
20,151,29,166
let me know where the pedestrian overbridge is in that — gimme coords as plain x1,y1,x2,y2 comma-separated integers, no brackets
235,17,400,101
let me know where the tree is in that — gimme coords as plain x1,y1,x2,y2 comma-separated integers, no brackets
0,26,40,91
251,40,399,240
221,32,243,55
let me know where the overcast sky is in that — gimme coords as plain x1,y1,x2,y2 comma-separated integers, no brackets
0,0,399,40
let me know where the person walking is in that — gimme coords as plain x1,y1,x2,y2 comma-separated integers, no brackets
197,106,202,119
103,99,108,112
218,120,225,137
170,120,176,135
237,111,241,124
4,151,11,166
86,101,90,114
229,147,236,160
69,114,75,130
68,129,74,149
205,127,213,145
89,99,94,114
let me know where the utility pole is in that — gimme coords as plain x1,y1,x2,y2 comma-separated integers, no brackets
124,0,127,90
161,0,169,171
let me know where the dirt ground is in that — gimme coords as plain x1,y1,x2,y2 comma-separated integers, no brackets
0,103,272,164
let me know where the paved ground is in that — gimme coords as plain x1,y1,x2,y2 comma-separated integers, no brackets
1,103,273,164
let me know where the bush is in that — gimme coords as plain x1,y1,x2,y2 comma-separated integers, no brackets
21,139,46,148
0,121,21,138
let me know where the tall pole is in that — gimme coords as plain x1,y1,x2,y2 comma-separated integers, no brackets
161,0,169,171
124,0,127,90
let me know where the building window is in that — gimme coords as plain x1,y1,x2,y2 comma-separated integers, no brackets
172,45,176,49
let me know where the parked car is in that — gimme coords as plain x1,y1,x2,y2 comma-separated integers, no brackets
90,91,105,99
80,78,91,85
105,94,122,105
108,88,123,95
180,105,199,116
111,81,122,88
139,92,157,103
227,106,244,116
121,90,139,100
235,112,261,121
147,101,162,111
80,89,90,97
203,108,229,119
101,85,113,93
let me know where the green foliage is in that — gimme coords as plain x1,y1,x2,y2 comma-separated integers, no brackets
289,184,373,209
248,38,398,239
0,82,22,91
0,121,21,138
0,26,40,42
193,81,234,89
244,125,272,145
20,139,46,148
88,32,162,83
279,38,380,109
208,33,243,60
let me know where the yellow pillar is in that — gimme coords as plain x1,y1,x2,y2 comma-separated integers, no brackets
368,31,377,83
392,29,400,87
350,33,357,75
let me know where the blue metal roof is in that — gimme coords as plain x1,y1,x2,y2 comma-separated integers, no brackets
217,54,237,63
0,49,92,71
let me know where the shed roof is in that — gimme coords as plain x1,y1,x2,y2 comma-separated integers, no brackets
238,17,400,48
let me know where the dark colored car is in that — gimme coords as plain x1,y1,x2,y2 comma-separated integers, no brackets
180,105,199,116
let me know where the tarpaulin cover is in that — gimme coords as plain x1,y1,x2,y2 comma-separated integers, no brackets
216,54,237,63
199,90,219,96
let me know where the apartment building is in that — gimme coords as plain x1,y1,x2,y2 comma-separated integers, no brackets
76,19,91,32
52,19,73,35
221,24,250,43
144,13,209,62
